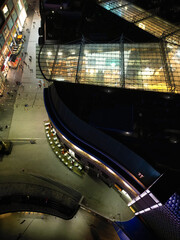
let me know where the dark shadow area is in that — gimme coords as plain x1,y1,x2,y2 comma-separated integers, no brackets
44,83,161,193
40,0,158,43
53,82,180,173
134,0,180,24
90,226,101,240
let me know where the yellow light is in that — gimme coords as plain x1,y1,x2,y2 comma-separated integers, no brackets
139,23,145,30
130,206,136,213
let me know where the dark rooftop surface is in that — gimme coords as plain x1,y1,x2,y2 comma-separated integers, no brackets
44,2,158,43
133,0,180,25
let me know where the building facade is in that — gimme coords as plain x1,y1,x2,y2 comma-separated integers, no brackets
39,1,180,238
0,0,28,95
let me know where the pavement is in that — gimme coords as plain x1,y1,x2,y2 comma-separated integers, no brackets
0,0,134,224
0,211,119,240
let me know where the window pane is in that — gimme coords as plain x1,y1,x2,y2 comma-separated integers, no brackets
18,0,23,11
7,0,14,11
2,5,9,19
7,17,14,30
3,25,10,39
0,34,5,48
11,9,17,23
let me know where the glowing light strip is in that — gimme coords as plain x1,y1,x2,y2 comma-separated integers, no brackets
135,203,162,215
60,129,136,193
149,193,159,203
46,119,139,197
128,189,160,207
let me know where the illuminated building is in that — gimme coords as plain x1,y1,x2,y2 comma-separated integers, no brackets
38,0,180,239
0,0,28,95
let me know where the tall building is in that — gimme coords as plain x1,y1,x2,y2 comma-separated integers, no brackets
0,0,28,96
38,0,180,239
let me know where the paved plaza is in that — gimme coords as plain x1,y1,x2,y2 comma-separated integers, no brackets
0,0,134,229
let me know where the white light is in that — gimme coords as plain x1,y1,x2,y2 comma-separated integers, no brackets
62,135,68,141
176,50,180,57
69,149,75,157
149,193,159,203
128,199,135,206
135,196,140,201
123,181,132,189
18,0,22,10
141,191,147,198
58,52,63,56
90,155,100,163
56,78,64,81
151,204,159,209
139,210,145,214
142,67,154,76
107,167,115,174
3,5,8,14
47,52,52,56
74,145,83,152
123,131,131,135
146,189,150,193
167,44,173,49
84,50,89,55
144,208,151,212
122,190,131,199
139,23,145,30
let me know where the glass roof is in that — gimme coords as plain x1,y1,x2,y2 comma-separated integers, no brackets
111,4,151,23
98,0,180,45
36,43,180,93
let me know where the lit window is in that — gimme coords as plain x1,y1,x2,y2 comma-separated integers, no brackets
3,5,8,14
47,51,52,56
139,23,145,30
18,0,22,11
176,50,180,57
3,5,9,19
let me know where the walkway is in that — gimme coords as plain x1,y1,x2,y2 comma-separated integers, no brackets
0,0,134,223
